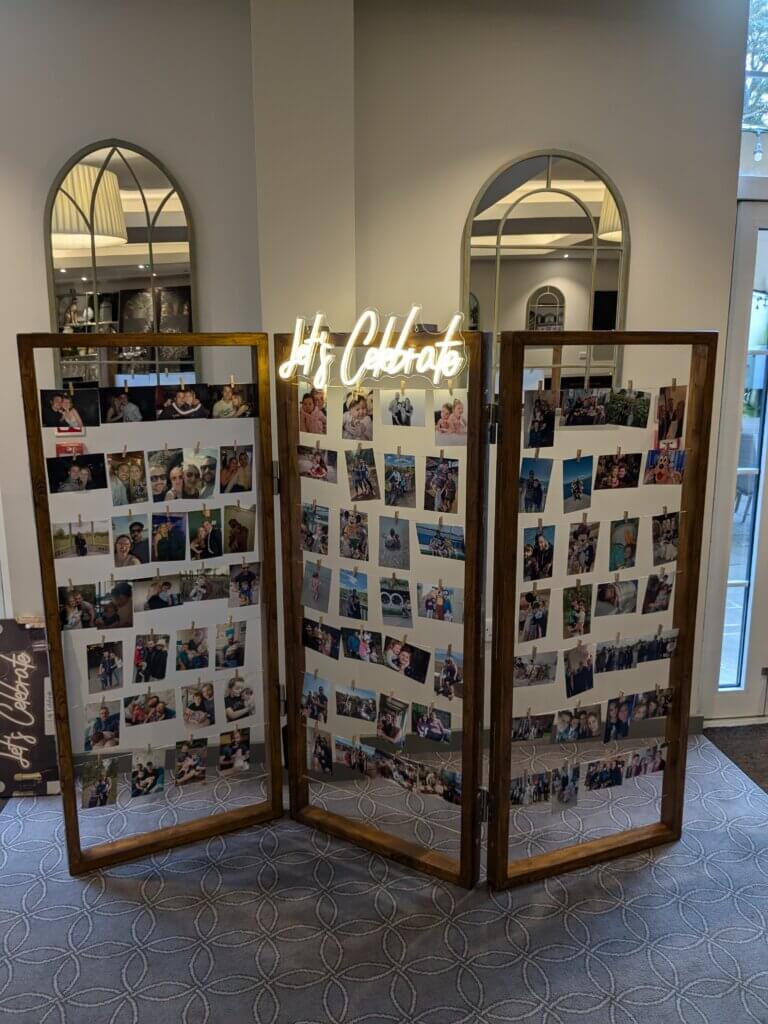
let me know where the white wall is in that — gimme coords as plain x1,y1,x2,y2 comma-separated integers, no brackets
0,0,260,616
353,0,748,713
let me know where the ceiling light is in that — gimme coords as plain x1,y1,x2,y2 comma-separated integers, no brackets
59,268,66,274
152,272,158,277
755,133,764,162
81,276,87,281
51,164,128,248
563,253,569,259
137,264,146,269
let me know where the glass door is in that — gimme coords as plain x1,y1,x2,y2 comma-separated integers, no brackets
703,203,768,719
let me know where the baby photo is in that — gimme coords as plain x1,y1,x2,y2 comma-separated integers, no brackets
384,453,416,508
609,517,639,571
174,739,208,786
107,451,147,505
215,620,247,668
595,581,638,616
131,749,165,798
297,444,338,483
424,457,459,514
218,727,252,775
338,567,367,619
644,449,686,484
80,757,118,809
417,582,464,624
111,514,150,567
301,671,331,729
376,693,409,746
562,456,593,513
605,388,650,428
84,701,121,752
594,453,642,490
642,571,675,614
523,389,556,448
434,647,464,699
151,513,187,562
512,650,557,687
341,388,374,441
381,388,426,427
219,445,253,494
603,693,637,741
132,633,169,682
384,635,431,684
175,627,209,671
341,627,383,663
181,567,229,603
339,509,369,560
189,509,223,560
335,683,377,722
559,387,610,426
566,521,599,575
86,638,122,696
551,764,580,810
522,525,555,581
412,703,451,743
378,515,410,570
345,448,380,501
133,574,183,612
416,523,466,560
552,704,602,743
46,454,107,493
298,387,327,434
182,682,216,727
177,447,219,499
52,519,109,559
519,457,553,513
210,383,255,419
100,386,156,425
301,501,329,555
229,562,261,606
518,589,550,641
433,388,467,445
584,757,626,791
563,643,594,699
652,511,680,565
123,689,177,726
302,616,341,660
562,583,592,638
223,504,256,554
379,575,413,627
41,387,100,431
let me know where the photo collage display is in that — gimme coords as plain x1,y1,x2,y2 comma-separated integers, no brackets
40,377,264,807
510,381,686,812
297,378,468,806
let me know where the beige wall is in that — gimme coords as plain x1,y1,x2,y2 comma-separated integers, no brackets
0,0,261,616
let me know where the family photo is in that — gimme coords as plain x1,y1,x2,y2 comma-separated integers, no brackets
434,647,464,699
219,445,253,494
585,757,626,791
511,713,555,742
417,582,463,623
182,682,216,727
83,701,121,752
215,620,247,668
131,750,165,798
523,390,556,448
132,633,169,682
416,523,466,560
80,758,118,809
376,693,409,746
642,571,675,614
338,568,367,619
595,581,638,616
594,452,642,489
86,640,124,693
552,704,602,742
518,589,550,642
224,677,257,722
123,689,177,726
175,627,209,670
564,644,595,698
378,515,410,570
384,635,431,684
510,771,551,808
41,387,100,431
100,386,156,424
609,517,639,571
151,513,187,562
303,616,341,660
174,739,208,785
512,650,557,686
381,388,425,427
652,511,680,564
301,672,331,723
341,627,383,663
656,384,687,445
566,521,599,575
345,448,381,501
559,388,610,426
519,457,553,513
522,525,555,581
562,456,593,513
229,562,260,606
173,447,219,500
625,744,667,777
107,451,147,505
335,683,377,722
339,509,369,560
133,574,183,611
46,454,107,493
424,457,459,514
307,729,333,773
218,728,252,774
111,515,150,566
301,501,329,554
551,764,580,810
223,505,256,554
562,583,592,638
412,703,451,743
604,694,636,741
156,384,210,420
384,453,416,508
188,509,223,560
433,388,467,444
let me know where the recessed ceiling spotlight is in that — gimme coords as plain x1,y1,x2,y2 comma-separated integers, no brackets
563,253,570,259
59,268,66,274
80,275,87,281
152,272,158,277
137,263,146,269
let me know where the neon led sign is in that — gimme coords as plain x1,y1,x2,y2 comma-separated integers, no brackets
277,306,466,389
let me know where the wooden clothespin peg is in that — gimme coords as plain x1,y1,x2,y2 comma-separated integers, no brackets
396,445,402,457
576,449,582,462
313,668,318,681
532,581,537,594
190,621,195,631
628,380,633,391
357,442,362,453
439,516,444,528
614,572,620,583
534,448,540,460
618,690,624,700
440,448,445,460
156,567,161,577
179,377,185,391
438,578,443,588
576,699,581,711
394,510,399,521
230,374,235,388
195,441,200,454
582,512,588,524
164,442,168,454
165,504,170,516
662,505,668,516
315,439,321,452
150,627,154,640
101,634,105,646
526,706,531,718
312,497,317,510
672,377,677,388
576,577,582,588
400,378,406,396
350,679,355,691
615,632,620,644
68,577,73,589
623,510,628,522
68,381,74,396
77,513,82,527
122,444,127,458
616,445,622,458
657,623,663,636
531,646,537,658
448,378,454,396
447,642,453,656
236,499,241,510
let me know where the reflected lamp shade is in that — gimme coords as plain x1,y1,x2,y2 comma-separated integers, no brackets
598,189,623,242
51,164,128,248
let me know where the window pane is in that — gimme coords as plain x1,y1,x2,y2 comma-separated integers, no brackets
719,586,747,690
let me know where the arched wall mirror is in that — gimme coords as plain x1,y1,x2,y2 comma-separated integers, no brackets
462,151,629,390
46,139,196,385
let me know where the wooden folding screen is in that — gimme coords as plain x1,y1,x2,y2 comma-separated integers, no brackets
486,331,717,888
275,330,487,888
18,333,282,874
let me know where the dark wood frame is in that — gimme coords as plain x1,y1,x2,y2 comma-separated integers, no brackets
487,330,718,889
17,332,283,875
274,330,487,888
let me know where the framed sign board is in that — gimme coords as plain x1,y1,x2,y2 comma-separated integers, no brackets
17,332,283,875
486,331,717,889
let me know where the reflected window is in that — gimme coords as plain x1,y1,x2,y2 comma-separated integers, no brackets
526,285,565,332
47,141,195,384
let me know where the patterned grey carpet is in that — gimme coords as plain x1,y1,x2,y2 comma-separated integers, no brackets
1,735,768,1023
